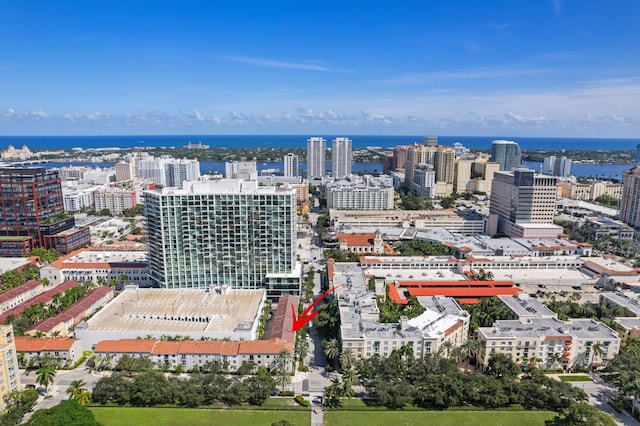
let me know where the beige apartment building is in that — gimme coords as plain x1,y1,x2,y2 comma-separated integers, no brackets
0,325,20,405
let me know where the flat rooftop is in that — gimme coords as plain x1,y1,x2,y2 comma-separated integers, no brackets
84,287,265,334
583,257,639,276
482,317,619,340
0,257,31,273
498,294,557,319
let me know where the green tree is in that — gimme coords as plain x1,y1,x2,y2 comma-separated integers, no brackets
245,375,276,405
25,400,100,426
545,401,617,426
35,366,56,391
66,379,92,406
273,349,293,391
459,338,481,370
323,338,341,369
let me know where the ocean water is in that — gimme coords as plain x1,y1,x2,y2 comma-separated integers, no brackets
0,134,638,151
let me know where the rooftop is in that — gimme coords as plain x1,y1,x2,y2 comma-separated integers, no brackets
82,287,265,334
15,336,79,352
481,317,618,340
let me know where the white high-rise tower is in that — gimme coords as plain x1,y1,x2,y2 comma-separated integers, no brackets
306,137,326,179
332,137,352,179
283,153,299,177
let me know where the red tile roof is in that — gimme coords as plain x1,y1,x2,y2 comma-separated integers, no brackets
0,280,80,323
93,338,290,357
407,287,522,298
94,339,157,354
28,286,113,332
269,295,298,344
0,280,42,304
337,233,374,247
178,340,240,356
238,338,293,355
15,336,79,352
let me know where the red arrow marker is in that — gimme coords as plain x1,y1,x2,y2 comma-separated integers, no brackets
291,284,345,332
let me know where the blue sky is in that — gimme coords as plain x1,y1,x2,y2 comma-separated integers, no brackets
1,0,639,137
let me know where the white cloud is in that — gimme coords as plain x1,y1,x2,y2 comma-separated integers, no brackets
221,55,329,72
4,108,15,117
193,109,204,122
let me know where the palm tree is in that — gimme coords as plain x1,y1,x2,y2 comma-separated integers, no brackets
624,338,640,357
437,340,453,358
274,349,293,391
339,349,355,372
66,379,92,405
549,352,564,369
323,338,340,369
460,338,481,370
589,342,605,368
36,366,56,391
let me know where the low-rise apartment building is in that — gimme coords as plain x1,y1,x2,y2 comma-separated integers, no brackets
0,280,44,314
14,337,83,367
477,317,620,370
93,338,293,371
334,262,470,359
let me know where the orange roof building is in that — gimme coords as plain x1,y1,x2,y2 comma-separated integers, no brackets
93,338,292,372
14,336,83,367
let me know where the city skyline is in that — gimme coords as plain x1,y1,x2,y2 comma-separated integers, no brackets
1,1,639,137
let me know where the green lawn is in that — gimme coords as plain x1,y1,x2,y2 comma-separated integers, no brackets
557,375,593,382
91,407,310,426
324,410,556,426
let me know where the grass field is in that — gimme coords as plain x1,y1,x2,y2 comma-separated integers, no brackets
557,375,593,382
90,407,311,426
324,410,556,426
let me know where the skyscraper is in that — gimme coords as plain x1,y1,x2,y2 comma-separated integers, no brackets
137,157,200,188
144,179,299,300
620,166,640,228
283,153,299,177
491,140,522,171
488,168,559,237
306,137,326,179
332,137,352,179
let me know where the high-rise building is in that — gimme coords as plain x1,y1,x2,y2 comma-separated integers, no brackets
620,166,640,228
165,159,201,189
491,140,522,171
0,325,20,405
542,156,572,177
326,175,394,210
488,168,560,238
412,165,436,197
0,168,90,256
332,137,352,179
114,162,135,181
392,145,408,170
283,153,299,177
144,179,299,300
137,157,200,188
404,142,455,196
306,137,326,179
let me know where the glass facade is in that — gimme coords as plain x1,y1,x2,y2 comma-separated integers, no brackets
145,181,298,298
